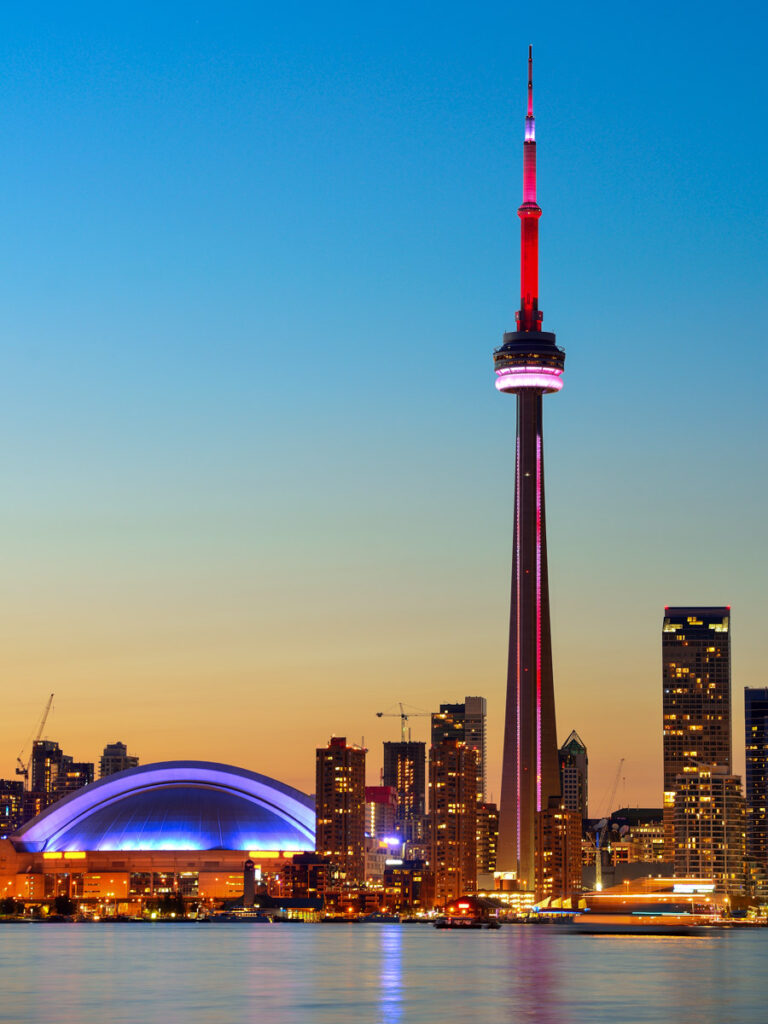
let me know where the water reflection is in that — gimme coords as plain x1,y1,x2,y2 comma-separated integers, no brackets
378,925,403,1023
0,923,766,1024
503,927,572,1024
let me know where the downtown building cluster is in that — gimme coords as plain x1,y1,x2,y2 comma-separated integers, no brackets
1,54,767,924
1,740,139,839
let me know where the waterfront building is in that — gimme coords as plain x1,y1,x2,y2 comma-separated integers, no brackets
281,853,330,901
495,50,565,888
382,740,426,837
609,808,666,863
559,731,588,819
429,740,478,903
0,761,315,913
662,607,731,858
534,798,582,901
476,801,499,874
744,687,768,869
383,858,432,912
431,697,487,801
674,763,746,896
99,741,139,778
315,737,366,886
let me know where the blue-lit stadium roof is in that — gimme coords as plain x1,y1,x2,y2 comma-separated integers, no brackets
12,761,315,853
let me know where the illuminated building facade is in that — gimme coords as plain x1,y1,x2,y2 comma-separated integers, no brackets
56,762,95,796
382,741,426,840
0,780,25,837
558,731,588,819
315,737,366,885
0,761,315,912
365,786,398,839
476,801,499,875
383,859,432,912
495,49,565,887
745,687,768,869
534,798,581,901
429,740,478,902
674,763,746,896
662,607,731,857
99,741,139,778
30,741,66,797
431,697,487,801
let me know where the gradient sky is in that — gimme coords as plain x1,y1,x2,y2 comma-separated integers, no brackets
1,2,767,813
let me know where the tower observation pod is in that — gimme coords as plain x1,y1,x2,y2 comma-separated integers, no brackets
494,47,565,889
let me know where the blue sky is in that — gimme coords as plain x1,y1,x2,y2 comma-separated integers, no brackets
1,2,766,804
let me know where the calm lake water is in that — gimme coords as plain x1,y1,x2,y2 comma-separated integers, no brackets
1,922,766,1023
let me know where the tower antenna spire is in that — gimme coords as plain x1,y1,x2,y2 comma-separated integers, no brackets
527,44,533,118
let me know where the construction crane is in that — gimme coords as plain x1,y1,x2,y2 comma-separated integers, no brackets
376,702,431,742
15,693,55,790
594,757,625,891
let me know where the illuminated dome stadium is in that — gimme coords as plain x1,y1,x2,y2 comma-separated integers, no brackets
12,761,315,854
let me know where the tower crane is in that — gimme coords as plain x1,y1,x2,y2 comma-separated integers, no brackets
376,702,431,742
594,757,625,891
15,692,55,790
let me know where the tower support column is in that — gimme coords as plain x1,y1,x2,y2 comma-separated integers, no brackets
497,391,559,886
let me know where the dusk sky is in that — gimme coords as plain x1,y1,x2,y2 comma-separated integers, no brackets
1,2,766,811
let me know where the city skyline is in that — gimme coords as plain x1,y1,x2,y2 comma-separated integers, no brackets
1,5,767,809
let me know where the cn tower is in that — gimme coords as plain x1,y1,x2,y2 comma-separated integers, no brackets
494,47,565,888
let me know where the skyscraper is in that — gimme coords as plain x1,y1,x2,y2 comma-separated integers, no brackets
495,49,565,887
744,687,768,869
431,697,487,801
476,801,499,875
315,736,366,885
558,731,588,819
429,740,478,903
674,763,746,895
382,740,426,837
535,798,582,901
30,740,65,796
365,785,398,839
662,607,731,857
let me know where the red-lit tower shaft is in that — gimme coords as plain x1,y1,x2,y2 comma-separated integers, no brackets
494,48,563,889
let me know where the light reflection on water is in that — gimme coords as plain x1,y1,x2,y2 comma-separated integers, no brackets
0,923,766,1024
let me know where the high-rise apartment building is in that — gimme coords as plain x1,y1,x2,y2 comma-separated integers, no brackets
30,741,66,796
365,786,398,840
558,731,588,819
431,697,487,802
382,741,426,836
56,761,95,797
662,607,731,857
534,798,582,901
429,741,478,903
315,737,366,886
0,780,25,837
674,764,746,896
476,801,499,875
495,50,565,888
745,687,768,869
99,742,139,779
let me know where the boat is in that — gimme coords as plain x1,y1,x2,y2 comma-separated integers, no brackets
433,896,502,930
434,917,483,930
570,913,714,935
572,877,721,934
